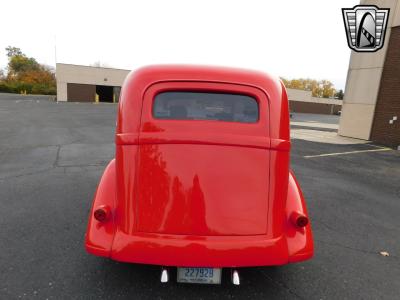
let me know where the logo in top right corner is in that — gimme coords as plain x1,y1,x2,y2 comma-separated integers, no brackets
342,5,390,52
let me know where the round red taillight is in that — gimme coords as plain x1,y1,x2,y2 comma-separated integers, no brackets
290,211,309,228
94,206,110,222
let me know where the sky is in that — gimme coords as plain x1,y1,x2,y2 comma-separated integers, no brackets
0,0,359,90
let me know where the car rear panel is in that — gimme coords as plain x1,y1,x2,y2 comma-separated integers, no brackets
136,143,270,235
134,81,271,236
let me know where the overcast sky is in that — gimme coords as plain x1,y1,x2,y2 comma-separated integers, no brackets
0,0,359,89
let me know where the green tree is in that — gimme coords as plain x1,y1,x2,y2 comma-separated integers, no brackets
7,55,41,79
281,77,337,98
5,46,22,57
0,46,56,95
320,80,335,98
335,89,344,100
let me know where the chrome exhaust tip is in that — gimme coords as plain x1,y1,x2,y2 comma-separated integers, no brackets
232,269,240,285
161,268,169,283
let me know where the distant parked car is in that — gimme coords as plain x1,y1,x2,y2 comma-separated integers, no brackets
85,65,314,285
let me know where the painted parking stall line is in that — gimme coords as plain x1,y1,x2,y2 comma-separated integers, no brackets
304,147,392,158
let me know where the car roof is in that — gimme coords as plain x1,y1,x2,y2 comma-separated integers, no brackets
117,65,289,141
124,65,281,91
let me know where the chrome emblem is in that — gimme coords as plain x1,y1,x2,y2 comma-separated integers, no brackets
342,5,390,52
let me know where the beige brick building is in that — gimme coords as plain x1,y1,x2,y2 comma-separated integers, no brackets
56,63,341,114
56,63,130,103
339,0,400,147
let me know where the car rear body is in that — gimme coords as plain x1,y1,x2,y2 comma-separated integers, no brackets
85,65,314,267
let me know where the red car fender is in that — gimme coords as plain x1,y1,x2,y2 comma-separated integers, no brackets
286,170,314,262
85,159,116,257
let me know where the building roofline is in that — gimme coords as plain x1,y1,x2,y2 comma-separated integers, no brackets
56,62,131,72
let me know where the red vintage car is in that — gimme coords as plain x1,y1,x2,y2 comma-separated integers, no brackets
85,65,313,285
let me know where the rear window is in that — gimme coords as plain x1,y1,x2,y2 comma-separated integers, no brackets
153,91,258,123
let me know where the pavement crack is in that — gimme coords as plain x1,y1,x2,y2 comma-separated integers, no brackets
0,167,55,181
61,163,107,168
0,164,106,181
53,145,61,167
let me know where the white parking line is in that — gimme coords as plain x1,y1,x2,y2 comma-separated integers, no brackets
304,148,392,158
291,121,339,130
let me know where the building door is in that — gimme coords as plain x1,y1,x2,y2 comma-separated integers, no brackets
67,83,96,102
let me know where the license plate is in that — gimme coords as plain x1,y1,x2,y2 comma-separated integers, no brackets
177,267,222,284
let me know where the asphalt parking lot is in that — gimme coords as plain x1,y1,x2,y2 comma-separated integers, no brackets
1,94,399,299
